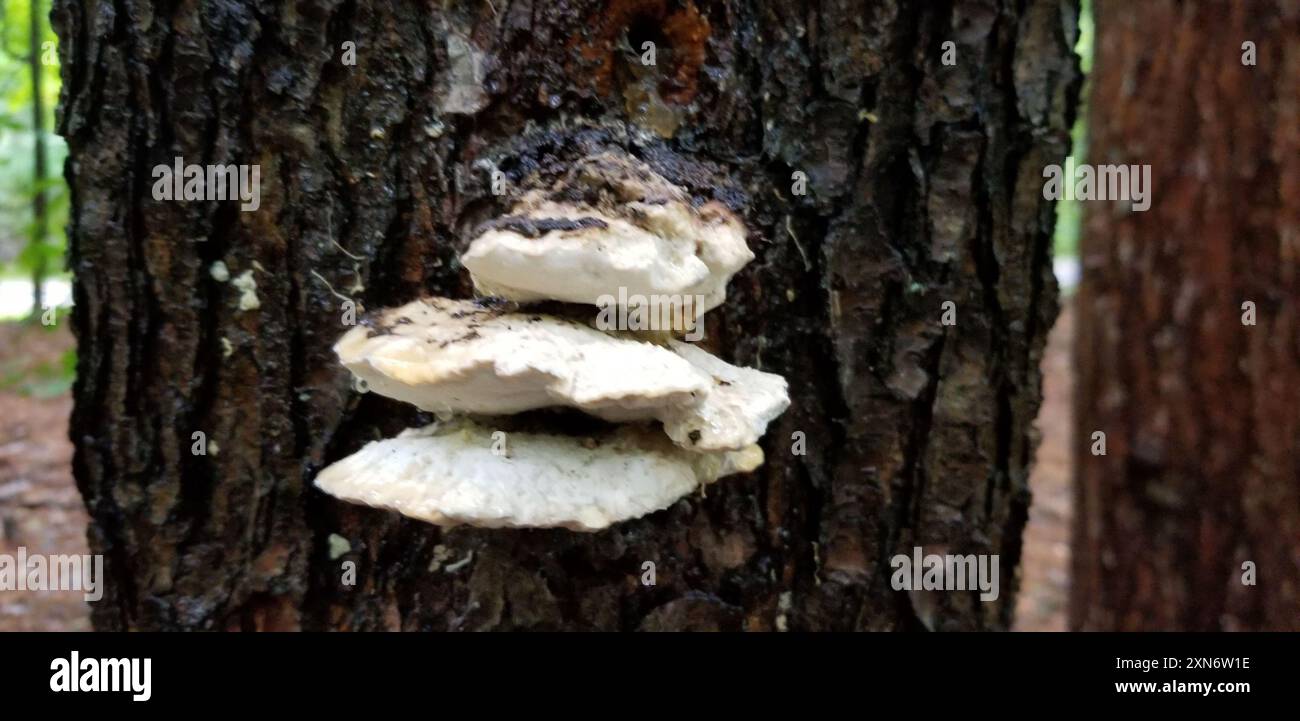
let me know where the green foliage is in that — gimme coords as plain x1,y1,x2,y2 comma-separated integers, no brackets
1052,0,1094,261
0,0,74,392
0,349,74,397
0,0,67,282
0,321,75,397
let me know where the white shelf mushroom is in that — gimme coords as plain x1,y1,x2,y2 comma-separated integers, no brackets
660,340,791,452
315,418,763,531
334,297,711,419
334,297,788,450
315,148,790,531
461,153,753,319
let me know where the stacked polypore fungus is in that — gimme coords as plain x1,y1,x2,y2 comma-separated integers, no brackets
315,152,790,531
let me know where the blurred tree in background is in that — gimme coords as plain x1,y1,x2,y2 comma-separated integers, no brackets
1073,0,1299,631
0,0,66,320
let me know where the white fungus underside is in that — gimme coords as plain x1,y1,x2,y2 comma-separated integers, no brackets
314,419,764,530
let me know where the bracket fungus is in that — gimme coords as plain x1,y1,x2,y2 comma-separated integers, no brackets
316,418,763,531
334,297,710,419
461,153,753,316
315,148,790,531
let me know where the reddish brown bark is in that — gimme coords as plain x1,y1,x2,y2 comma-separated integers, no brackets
1073,0,1300,630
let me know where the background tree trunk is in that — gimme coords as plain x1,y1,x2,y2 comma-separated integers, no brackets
1073,0,1300,631
55,0,1076,631
28,0,49,319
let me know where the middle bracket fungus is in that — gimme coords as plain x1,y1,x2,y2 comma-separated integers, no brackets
316,148,789,531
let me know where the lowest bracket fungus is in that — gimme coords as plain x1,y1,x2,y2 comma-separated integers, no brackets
316,418,763,531
315,147,789,531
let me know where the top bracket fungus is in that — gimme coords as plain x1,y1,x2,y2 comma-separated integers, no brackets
315,146,789,531
461,153,753,316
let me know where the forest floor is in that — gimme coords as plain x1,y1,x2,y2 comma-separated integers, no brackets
0,320,91,630
0,303,1075,632
1013,301,1074,631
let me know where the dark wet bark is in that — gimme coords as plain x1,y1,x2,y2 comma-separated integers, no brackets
1073,0,1300,631
55,0,1076,631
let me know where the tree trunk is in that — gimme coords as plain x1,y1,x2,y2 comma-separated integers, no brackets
28,0,49,320
1073,0,1300,631
55,0,1077,631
